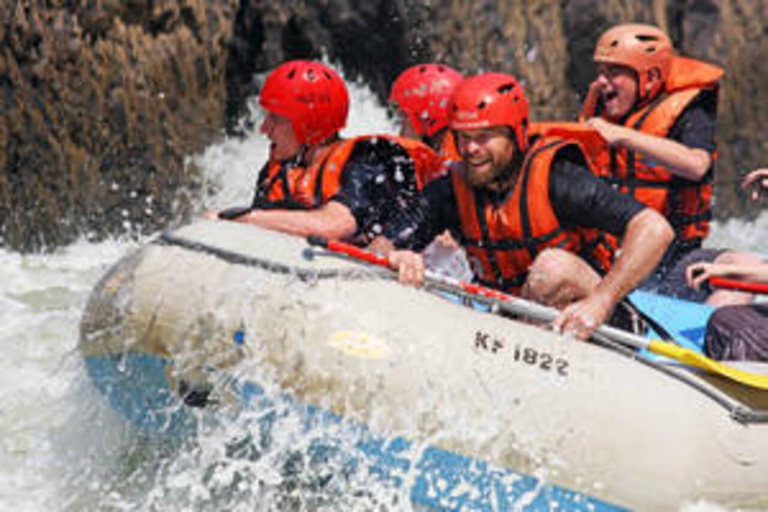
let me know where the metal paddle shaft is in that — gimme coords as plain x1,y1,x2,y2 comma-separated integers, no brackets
306,236,768,390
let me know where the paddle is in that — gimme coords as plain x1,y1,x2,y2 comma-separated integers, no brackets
306,236,768,391
710,276,768,295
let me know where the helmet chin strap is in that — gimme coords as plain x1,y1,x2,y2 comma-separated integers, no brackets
279,145,307,167
635,69,664,110
421,130,443,153
296,144,311,166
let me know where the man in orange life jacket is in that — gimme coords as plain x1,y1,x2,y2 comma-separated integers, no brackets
389,63,464,181
206,60,440,244
580,23,760,306
374,72,674,339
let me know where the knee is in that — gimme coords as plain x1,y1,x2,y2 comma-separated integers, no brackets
528,248,574,285
524,249,596,305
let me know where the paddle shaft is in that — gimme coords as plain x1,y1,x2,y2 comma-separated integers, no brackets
710,276,768,294
306,236,768,390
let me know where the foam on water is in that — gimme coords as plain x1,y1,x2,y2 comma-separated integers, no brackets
0,73,766,511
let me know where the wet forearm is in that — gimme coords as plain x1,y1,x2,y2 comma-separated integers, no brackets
237,201,357,239
614,127,712,181
714,263,768,283
592,208,674,305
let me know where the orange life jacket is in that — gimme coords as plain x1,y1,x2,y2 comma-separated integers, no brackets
439,130,461,164
254,135,440,209
451,136,615,293
580,57,723,241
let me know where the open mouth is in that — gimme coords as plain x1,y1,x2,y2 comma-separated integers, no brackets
468,159,491,170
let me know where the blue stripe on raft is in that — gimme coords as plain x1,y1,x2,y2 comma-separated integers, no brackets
83,352,628,511
84,353,196,433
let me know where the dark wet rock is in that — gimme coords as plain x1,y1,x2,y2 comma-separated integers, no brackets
1,0,764,252
0,0,237,251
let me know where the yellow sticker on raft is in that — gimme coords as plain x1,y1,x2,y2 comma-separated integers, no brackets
328,330,392,359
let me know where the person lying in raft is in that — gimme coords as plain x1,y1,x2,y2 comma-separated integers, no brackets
205,60,441,245
579,23,761,307
369,72,674,340
687,261,768,362
685,169,768,361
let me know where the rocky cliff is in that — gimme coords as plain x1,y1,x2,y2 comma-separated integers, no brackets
1,0,765,251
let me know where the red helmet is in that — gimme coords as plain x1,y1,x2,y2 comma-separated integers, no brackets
259,60,349,145
449,73,529,148
389,64,463,137
593,24,673,100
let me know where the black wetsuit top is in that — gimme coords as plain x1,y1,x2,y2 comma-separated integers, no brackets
383,147,646,252
667,89,717,154
251,138,419,243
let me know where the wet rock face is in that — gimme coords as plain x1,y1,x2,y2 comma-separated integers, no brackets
1,0,764,252
0,0,237,251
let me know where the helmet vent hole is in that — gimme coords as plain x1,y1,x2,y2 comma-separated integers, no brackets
645,46,656,53
323,71,332,80
287,69,296,79
636,34,659,42
497,83,516,95
610,40,619,47
478,101,487,110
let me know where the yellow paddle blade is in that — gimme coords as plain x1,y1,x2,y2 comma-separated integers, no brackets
648,340,768,390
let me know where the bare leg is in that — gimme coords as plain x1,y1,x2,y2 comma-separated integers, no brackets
521,248,601,309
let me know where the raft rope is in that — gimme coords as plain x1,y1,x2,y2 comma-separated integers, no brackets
157,231,389,282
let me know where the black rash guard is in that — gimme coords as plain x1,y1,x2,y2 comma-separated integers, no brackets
667,89,717,155
383,147,645,251
252,137,419,243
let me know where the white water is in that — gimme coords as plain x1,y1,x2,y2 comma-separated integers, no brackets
1,78,765,511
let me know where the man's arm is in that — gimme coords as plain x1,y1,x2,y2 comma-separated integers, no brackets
586,117,711,181
553,207,673,338
687,261,768,289
234,201,357,239
587,208,672,309
547,153,674,338
742,168,768,202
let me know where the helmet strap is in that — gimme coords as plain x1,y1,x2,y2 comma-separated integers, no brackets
296,144,311,166
422,129,446,153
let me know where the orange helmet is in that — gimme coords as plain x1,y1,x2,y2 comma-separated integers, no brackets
259,60,349,145
389,64,463,137
593,24,673,100
449,73,529,149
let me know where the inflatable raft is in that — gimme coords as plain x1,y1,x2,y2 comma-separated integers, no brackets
79,220,768,511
